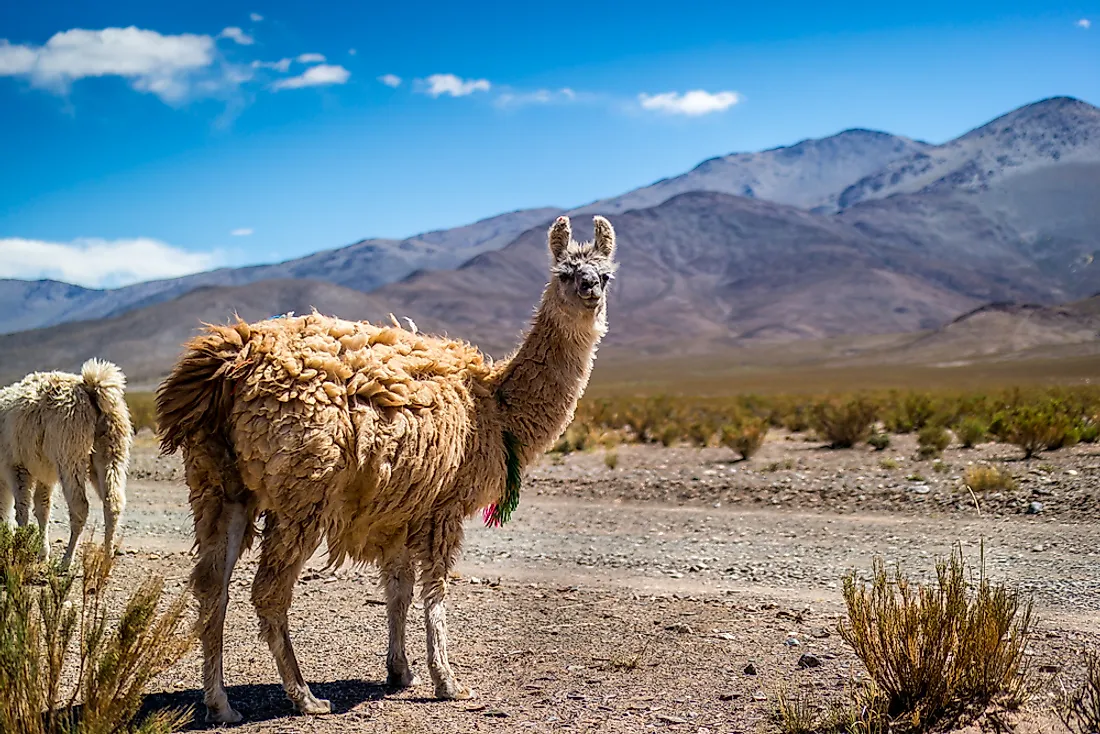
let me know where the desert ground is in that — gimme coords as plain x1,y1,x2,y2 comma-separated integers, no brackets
48,431,1100,733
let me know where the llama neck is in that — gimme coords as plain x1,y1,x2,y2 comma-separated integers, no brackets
493,289,605,467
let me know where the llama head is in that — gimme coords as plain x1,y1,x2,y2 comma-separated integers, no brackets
547,215,618,313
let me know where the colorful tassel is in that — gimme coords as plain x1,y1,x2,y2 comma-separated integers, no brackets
484,430,523,527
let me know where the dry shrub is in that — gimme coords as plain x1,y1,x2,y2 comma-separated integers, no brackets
996,406,1073,459
1060,653,1100,734
124,392,158,435
839,546,1033,731
916,425,951,459
773,687,821,734
0,525,193,734
867,432,890,451
720,418,768,460
963,465,1017,493
812,397,877,449
603,449,619,470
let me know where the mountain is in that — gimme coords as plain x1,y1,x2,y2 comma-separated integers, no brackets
572,129,928,216
7,186,1089,384
0,207,562,335
837,97,1100,208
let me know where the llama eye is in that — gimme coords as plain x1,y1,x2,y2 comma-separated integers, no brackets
558,271,572,281
600,273,612,285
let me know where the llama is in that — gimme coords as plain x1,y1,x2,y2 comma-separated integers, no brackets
156,215,618,723
0,359,132,564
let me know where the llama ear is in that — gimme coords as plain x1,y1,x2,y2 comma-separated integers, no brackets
548,216,571,261
592,216,615,259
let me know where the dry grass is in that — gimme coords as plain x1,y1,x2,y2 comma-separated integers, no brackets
0,525,193,734
603,449,619,470
1060,654,1100,734
839,545,1033,732
963,465,1018,493
811,397,877,449
916,425,951,459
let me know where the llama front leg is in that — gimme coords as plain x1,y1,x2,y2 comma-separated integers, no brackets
32,481,53,559
419,515,474,700
252,513,331,716
10,466,32,527
380,547,418,687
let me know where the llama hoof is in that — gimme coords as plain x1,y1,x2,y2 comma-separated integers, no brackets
387,670,420,688
436,682,475,700
295,695,333,716
205,705,243,724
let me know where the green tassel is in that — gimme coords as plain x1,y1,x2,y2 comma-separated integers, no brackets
485,430,523,527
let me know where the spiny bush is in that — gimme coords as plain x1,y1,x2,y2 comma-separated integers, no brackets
916,425,951,459
839,546,1033,731
720,418,768,461
963,465,1017,493
995,406,1072,459
1060,653,1100,734
955,417,988,449
0,525,193,734
812,397,877,449
867,432,891,451
884,392,937,434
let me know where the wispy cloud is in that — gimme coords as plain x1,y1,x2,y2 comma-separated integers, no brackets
0,27,225,103
0,237,221,288
378,73,402,88
297,53,325,64
252,57,292,73
218,27,254,45
230,228,253,236
420,73,491,97
496,87,576,108
272,63,350,90
1077,18,1091,29
250,12,264,22
348,48,357,56
638,90,741,116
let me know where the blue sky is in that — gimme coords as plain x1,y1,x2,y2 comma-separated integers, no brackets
0,1,1097,288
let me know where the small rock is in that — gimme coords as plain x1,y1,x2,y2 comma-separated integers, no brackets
743,663,757,676
798,653,822,669
657,714,688,724
665,623,694,634
810,627,831,639
719,693,739,701
1039,664,1061,674
1067,470,1079,476
1032,544,1045,552
752,691,767,701
784,637,801,647
1026,501,1044,515
910,484,930,494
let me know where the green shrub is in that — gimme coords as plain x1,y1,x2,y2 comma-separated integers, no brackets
955,418,988,449
720,418,768,460
917,425,951,459
125,392,158,434
812,397,877,449
868,432,891,451
0,525,193,734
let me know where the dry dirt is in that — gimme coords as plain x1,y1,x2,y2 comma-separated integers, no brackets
46,433,1100,733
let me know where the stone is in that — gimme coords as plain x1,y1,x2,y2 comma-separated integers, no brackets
798,653,822,669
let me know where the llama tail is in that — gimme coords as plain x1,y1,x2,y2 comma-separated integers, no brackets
155,322,251,455
81,358,132,537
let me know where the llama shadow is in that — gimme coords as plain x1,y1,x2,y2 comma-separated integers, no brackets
140,679,388,729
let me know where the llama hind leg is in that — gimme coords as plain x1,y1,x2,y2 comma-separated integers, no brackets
10,466,32,527
418,513,474,700
90,449,126,557
58,469,89,567
252,513,330,715
193,497,250,724
381,547,418,687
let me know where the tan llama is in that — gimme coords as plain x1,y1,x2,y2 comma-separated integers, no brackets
156,215,618,723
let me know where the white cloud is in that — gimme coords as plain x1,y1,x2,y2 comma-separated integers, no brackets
421,73,491,97
252,57,292,72
348,48,357,56
496,87,576,107
1077,18,1091,29
230,228,253,236
378,73,401,87
250,12,264,22
0,237,221,288
272,63,350,90
219,27,254,45
638,90,741,116
296,53,325,64
0,27,223,103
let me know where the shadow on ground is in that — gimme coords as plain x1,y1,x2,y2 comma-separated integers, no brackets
140,679,388,729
